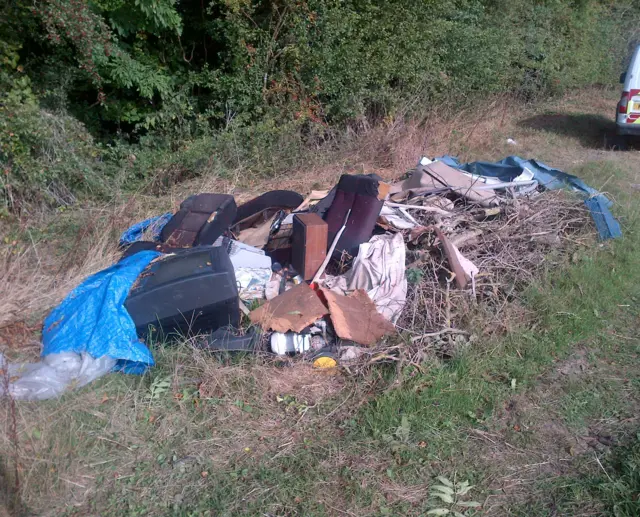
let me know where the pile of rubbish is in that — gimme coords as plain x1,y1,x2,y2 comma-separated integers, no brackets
1,155,621,400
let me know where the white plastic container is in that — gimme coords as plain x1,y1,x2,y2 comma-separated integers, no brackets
270,332,311,355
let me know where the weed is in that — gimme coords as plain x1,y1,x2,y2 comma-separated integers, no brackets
428,476,481,516
406,268,424,285
1,365,22,515
146,375,171,402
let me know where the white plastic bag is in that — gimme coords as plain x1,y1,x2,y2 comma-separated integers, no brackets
0,352,116,401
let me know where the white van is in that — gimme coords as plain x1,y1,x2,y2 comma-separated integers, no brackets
617,44,640,137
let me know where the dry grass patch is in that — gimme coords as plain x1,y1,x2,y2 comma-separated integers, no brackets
1,87,636,516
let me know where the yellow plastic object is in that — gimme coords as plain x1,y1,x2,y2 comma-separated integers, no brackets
313,355,337,369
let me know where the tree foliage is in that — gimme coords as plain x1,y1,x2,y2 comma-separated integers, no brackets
0,0,638,210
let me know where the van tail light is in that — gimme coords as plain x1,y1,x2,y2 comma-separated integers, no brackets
619,91,630,113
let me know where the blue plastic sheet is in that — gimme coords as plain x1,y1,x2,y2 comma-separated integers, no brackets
439,155,622,240
42,251,161,374
119,213,172,247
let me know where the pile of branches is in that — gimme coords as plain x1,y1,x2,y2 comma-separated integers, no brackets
347,189,594,373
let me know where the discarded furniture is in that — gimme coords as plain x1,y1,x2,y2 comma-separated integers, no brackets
323,174,387,258
292,213,328,280
121,193,237,258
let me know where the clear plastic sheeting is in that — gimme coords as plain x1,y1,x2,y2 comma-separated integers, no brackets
0,352,116,401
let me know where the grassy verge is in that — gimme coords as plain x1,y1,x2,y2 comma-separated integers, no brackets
2,90,640,516
346,156,640,513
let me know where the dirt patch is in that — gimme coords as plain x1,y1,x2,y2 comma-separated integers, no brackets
470,392,594,514
468,338,640,515
258,364,346,405
553,347,589,380
489,394,590,455
198,361,346,406
517,113,615,149
380,480,430,504
190,361,351,469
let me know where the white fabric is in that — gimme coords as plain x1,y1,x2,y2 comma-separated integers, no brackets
323,233,407,323
265,278,281,300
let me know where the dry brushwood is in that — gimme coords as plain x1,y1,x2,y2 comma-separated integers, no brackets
343,189,594,375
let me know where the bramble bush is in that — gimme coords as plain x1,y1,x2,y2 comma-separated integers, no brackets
0,0,638,211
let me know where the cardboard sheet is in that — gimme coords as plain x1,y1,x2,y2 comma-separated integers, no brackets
250,284,328,333
237,214,277,248
320,288,396,346
391,161,497,207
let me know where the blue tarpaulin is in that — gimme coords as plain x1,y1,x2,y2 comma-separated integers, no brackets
438,155,622,240
42,251,161,374
119,213,172,247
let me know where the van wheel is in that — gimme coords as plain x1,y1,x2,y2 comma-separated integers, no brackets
611,134,629,151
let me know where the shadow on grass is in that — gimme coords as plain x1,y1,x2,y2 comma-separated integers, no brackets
0,456,23,517
518,113,626,149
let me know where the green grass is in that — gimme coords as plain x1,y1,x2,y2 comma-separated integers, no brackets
590,437,640,517
4,99,640,516
507,432,640,517
348,157,640,512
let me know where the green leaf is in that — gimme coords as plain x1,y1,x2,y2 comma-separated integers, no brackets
437,476,454,487
148,375,171,400
432,485,455,495
457,484,474,496
453,512,466,517
432,493,454,504
406,268,424,285
396,415,411,442
426,510,450,516
511,378,517,390
457,501,481,507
